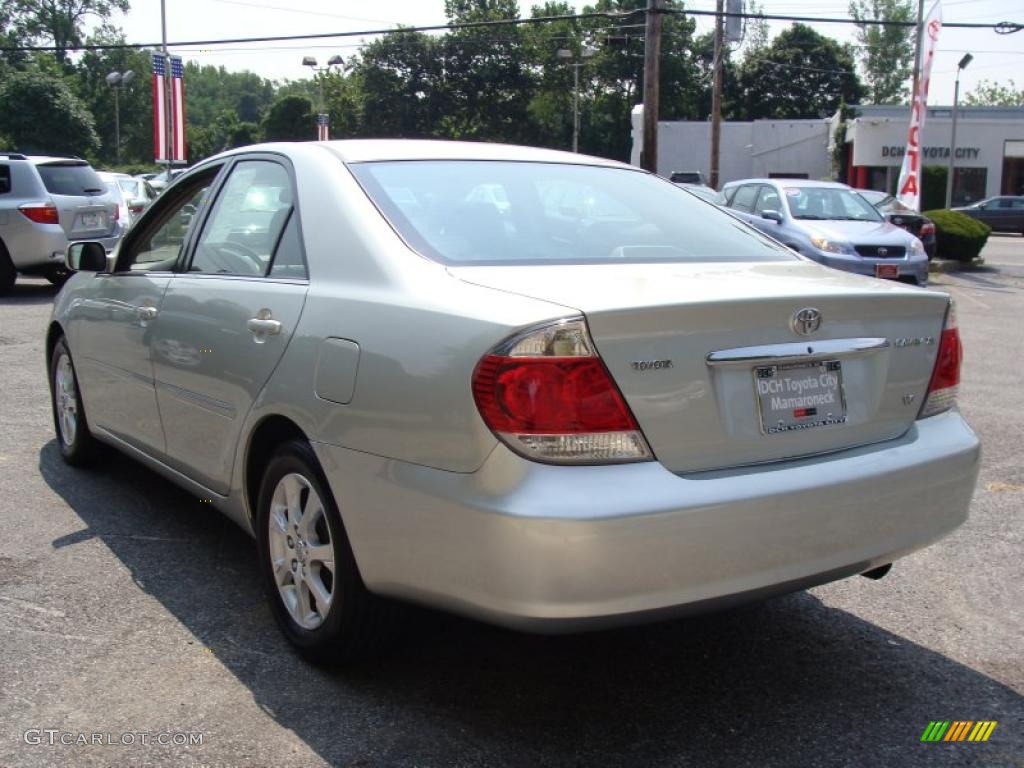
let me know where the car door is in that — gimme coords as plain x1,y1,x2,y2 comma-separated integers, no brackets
1001,197,1024,231
72,167,223,455
148,156,309,494
726,183,762,227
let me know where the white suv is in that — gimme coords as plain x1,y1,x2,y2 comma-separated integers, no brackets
0,153,122,294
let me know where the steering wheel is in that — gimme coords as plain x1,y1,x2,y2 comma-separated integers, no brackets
206,242,264,275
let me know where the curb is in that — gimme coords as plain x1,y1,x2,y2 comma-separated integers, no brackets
929,257,985,274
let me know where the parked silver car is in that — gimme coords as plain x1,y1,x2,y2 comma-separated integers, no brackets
0,153,121,293
48,141,979,664
722,179,929,285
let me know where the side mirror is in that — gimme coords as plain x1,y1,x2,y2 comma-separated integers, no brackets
65,241,108,272
761,209,783,223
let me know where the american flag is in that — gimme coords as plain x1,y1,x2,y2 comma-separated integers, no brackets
170,56,187,164
151,53,167,162
317,113,329,142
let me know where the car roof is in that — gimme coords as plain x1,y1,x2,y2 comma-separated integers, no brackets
726,178,851,189
26,155,90,166
319,139,629,168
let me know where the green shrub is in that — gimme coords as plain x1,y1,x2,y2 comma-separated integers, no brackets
921,209,991,262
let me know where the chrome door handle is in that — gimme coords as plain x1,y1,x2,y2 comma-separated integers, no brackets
247,318,282,335
137,305,158,321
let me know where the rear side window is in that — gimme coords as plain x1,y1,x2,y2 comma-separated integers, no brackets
351,160,792,266
0,165,10,194
730,185,758,212
35,163,106,196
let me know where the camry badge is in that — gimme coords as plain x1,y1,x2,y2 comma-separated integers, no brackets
790,307,822,336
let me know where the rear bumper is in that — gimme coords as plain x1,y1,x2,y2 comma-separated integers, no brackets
314,410,979,632
6,222,121,271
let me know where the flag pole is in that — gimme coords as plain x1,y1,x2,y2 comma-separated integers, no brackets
161,0,172,167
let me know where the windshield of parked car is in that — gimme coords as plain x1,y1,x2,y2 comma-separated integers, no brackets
784,186,884,222
118,178,144,199
36,162,106,196
350,161,794,265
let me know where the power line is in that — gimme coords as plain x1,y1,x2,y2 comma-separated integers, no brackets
1,8,1020,54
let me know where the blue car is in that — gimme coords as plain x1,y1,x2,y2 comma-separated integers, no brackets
722,179,929,285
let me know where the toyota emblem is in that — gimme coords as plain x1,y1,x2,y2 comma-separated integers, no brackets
791,307,822,336
878,247,889,256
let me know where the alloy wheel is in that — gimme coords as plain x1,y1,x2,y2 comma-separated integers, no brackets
54,353,78,447
267,472,336,630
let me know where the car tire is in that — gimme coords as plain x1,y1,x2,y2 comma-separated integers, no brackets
256,439,395,665
46,265,71,286
0,242,15,296
50,336,100,466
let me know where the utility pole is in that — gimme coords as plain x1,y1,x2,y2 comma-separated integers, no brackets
709,0,725,189
641,0,662,173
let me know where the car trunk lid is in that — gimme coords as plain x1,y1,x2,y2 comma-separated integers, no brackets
452,260,950,473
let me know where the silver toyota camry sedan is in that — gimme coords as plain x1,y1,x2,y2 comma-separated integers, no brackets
47,141,980,664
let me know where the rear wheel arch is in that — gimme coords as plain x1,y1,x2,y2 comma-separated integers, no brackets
244,415,310,523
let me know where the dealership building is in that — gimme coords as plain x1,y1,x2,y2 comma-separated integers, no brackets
632,103,1024,205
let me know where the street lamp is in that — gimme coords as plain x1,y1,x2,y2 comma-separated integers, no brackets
556,46,596,153
302,54,344,140
945,52,973,208
105,70,135,165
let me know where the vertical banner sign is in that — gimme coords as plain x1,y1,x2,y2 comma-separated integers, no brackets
317,113,330,141
151,53,168,163
170,56,187,164
896,0,942,210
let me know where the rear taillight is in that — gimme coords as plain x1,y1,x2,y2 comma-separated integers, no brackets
472,318,653,464
129,204,145,214
112,206,119,221
920,221,936,237
919,301,962,418
19,203,59,225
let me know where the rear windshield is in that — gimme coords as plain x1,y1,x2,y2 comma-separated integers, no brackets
36,163,106,196
350,161,794,266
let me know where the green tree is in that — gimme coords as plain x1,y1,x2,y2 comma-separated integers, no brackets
0,68,99,154
440,0,537,143
261,95,314,142
9,0,130,64
351,29,447,138
849,0,914,104
569,0,703,161
964,79,1024,107
738,23,863,119
74,29,156,165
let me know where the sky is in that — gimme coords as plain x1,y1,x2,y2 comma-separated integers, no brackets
109,0,1024,106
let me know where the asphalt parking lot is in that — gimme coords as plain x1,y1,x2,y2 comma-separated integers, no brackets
1,237,1021,768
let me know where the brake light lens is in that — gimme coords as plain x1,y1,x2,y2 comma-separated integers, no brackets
919,301,962,418
19,203,59,225
112,205,119,221
920,221,936,237
472,318,653,464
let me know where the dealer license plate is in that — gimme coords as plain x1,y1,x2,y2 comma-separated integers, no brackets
755,360,847,435
80,211,103,229
875,263,899,279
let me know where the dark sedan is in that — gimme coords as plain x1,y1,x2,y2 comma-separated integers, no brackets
858,189,936,259
953,196,1024,234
